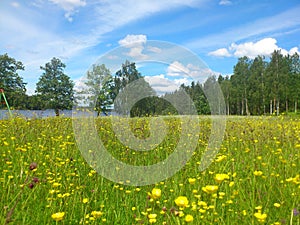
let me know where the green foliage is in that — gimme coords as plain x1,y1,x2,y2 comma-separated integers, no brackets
218,51,300,115
36,57,74,116
0,53,26,108
79,64,113,116
112,60,156,117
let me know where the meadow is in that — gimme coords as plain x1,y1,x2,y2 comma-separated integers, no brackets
0,115,299,224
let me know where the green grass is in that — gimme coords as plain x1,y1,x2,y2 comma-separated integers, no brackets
0,115,299,224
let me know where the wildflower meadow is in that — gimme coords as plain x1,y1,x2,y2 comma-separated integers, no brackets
0,115,299,224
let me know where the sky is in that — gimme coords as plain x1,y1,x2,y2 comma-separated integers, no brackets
1,0,300,95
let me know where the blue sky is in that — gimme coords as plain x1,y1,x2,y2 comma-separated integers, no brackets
1,0,300,95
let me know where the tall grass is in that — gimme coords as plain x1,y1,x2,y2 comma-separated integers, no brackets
0,116,299,224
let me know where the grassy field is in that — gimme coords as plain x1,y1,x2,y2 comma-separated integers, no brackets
0,115,299,224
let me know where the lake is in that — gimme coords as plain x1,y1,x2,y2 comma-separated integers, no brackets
0,109,111,120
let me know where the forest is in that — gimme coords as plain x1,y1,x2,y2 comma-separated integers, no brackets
1,50,300,116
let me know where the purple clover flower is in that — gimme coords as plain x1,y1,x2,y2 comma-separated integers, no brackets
293,208,300,216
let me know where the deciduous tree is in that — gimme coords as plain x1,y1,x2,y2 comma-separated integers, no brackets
36,57,74,116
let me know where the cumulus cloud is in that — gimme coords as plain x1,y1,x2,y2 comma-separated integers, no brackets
208,48,231,57
118,34,149,60
167,61,216,82
49,0,86,22
289,47,300,55
230,38,279,58
209,37,300,59
118,34,147,46
144,74,183,94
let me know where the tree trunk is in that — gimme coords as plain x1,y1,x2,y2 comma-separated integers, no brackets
55,108,59,116
245,98,250,116
273,98,276,115
270,100,272,115
241,99,244,115
295,100,297,113
286,99,288,113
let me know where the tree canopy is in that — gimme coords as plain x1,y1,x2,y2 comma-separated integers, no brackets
79,64,113,116
2,51,300,117
0,53,26,108
36,57,74,116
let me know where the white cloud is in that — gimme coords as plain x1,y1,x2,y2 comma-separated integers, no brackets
118,34,149,60
219,0,232,6
186,5,300,50
167,61,190,77
0,0,208,94
208,48,231,57
174,77,190,86
74,76,87,92
230,38,280,58
94,0,205,31
167,61,216,82
144,74,182,94
118,34,147,47
49,0,86,21
209,38,300,59
289,47,300,55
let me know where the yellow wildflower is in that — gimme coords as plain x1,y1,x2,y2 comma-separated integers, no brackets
214,174,229,183
51,212,65,221
148,213,157,223
174,196,189,208
185,214,194,223
91,211,103,218
254,212,267,223
188,178,196,184
254,170,263,176
151,188,161,199
202,185,218,194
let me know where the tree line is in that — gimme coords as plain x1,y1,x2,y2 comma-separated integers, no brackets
1,50,300,116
